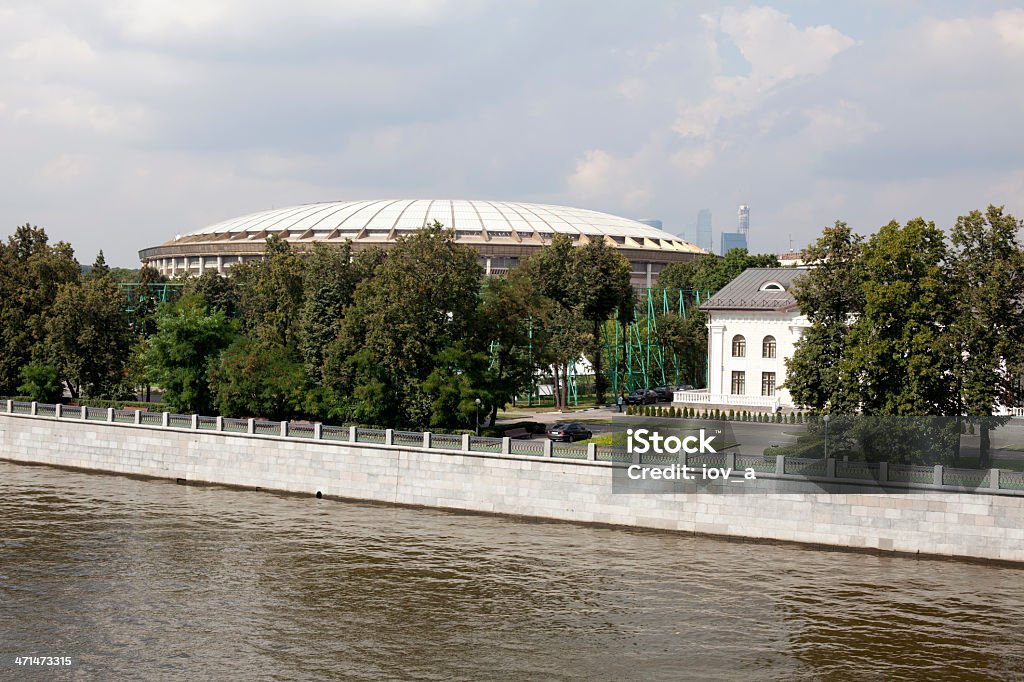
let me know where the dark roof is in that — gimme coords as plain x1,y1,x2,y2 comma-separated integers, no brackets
700,267,807,312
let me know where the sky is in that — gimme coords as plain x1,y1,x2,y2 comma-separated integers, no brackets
1,1,1023,265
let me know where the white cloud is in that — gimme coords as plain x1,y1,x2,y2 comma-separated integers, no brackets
100,0,459,44
674,7,856,146
567,149,614,198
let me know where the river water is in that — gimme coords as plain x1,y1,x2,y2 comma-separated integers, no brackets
1,461,1022,681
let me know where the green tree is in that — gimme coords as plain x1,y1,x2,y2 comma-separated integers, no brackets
475,269,546,425
0,225,80,394
947,206,1024,466
298,242,371,384
208,337,309,421
230,235,305,347
325,224,483,427
840,218,953,416
88,251,110,280
785,222,865,412
182,270,240,317
17,360,63,402
146,297,236,414
44,276,134,399
566,238,633,404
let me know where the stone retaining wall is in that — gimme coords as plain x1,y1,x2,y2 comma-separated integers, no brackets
2,413,1022,563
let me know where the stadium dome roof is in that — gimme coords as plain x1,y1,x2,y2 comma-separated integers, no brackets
175,199,704,253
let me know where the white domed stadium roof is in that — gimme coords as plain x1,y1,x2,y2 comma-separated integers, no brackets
181,199,703,252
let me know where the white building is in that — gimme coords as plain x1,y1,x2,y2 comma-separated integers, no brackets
675,268,809,410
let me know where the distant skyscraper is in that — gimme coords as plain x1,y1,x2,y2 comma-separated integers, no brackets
737,204,750,236
696,209,712,253
636,219,663,229
721,232,747,254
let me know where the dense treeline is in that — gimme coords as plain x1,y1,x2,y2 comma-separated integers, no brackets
785,206,1024,466
2,222,649,432
0,225,159,402
156,223,639,428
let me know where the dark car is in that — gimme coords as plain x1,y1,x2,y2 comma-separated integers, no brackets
676,384,694,392
546,422,593,442
652,386,674,402
624,389,658,405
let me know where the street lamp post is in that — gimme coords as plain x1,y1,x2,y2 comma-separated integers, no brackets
823,414,830,461
475,398,482,437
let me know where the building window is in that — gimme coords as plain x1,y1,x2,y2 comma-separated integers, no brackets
762,372,776,396
762,335,776,358
731,335,746,357
731,371,746,395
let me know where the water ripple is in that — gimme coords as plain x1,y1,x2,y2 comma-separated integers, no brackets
1,462,1022,680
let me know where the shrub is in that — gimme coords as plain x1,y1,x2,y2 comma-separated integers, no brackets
17,361,64,403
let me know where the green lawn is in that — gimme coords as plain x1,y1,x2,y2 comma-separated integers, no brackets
579,433,615,446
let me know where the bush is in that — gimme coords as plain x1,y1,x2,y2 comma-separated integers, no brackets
729,409,735,420
17,361,64,403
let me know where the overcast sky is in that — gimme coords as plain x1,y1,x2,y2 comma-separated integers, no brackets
2,1,1023,265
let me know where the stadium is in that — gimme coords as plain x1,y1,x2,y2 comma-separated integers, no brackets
138,199,706,287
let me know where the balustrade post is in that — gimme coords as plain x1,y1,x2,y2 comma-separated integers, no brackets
349,426,357,442
826,457,836,478
191,414,199,430
55,404,62,419
5,399,11,413
543,439,553,457
423,432,431,449
587,443,596,461
385,429,394,446
776,454,785,475
280,421,288,437
31,401,37,415
878,461,888,483
162,412,169,427
502,437,510,454
107,407,115,422
215,416,223,431
725,452,736,471
248,418,255,434
933,465,944,486
314,423,322,440
80,405,87,420
135,410,142,425
461,434,470,451
990,468,1001,490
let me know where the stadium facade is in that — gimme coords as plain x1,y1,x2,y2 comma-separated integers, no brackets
138,199,707,287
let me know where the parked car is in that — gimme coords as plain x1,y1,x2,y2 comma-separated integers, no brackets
676,384,694,392
624,389,658,405
652,386,674,402
546,423,593,442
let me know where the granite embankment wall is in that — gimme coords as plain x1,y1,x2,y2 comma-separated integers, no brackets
2,412,1023,563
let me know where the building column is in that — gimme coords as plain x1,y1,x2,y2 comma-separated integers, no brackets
645,262,653,289
198,256,205,275
171,258,177,277
485,257,491,276
708,321,726,395
217,255,224,275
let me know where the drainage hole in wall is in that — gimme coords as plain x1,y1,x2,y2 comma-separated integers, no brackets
315,491,323,499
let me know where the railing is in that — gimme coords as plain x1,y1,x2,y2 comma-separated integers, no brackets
673,391,781,409
3,399,1023,496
